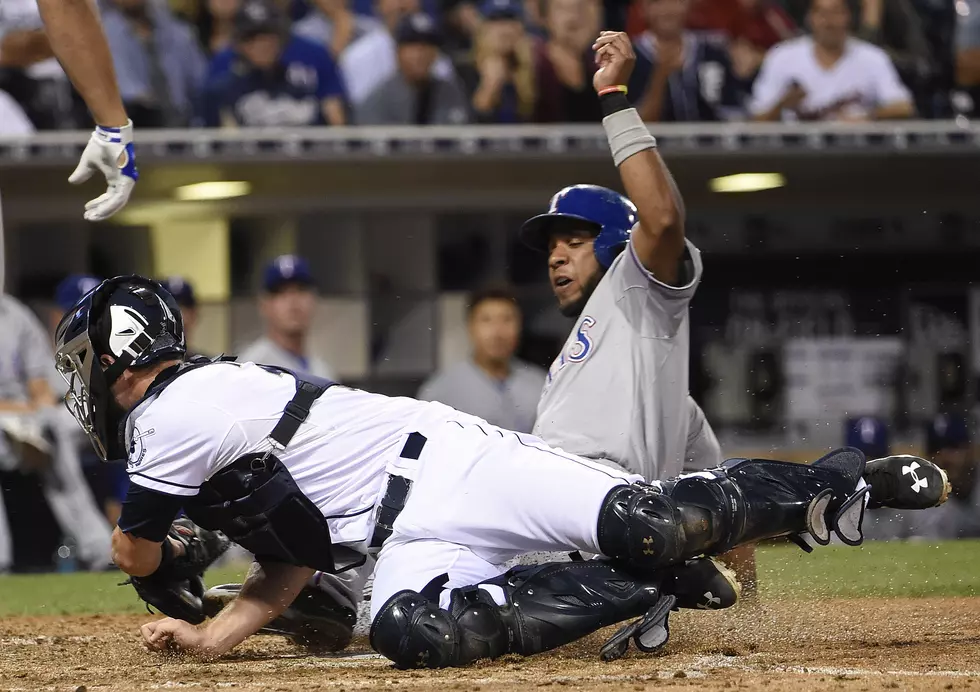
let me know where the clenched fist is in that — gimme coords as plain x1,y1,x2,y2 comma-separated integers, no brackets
592,31,636,94
141,617,210,657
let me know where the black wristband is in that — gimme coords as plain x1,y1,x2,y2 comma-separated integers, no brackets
600,91,631,118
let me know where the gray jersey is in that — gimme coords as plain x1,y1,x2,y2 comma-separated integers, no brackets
533,238,706,480
418,359,546,433
0,295,56,403
237,336,336,381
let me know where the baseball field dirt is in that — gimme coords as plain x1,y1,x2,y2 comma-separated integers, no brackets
2,542,980,691
2,597,979,691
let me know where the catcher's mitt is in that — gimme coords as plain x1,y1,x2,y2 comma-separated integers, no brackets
126,518,231,624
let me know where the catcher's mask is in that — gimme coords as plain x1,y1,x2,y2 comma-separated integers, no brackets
54,275,186,460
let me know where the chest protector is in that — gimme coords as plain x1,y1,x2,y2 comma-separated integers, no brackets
139,357,363,574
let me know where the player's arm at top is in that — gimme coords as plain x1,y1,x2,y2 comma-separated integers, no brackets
592,31,686,286
36,0,138,221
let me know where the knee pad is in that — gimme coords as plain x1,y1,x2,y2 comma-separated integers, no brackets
369,589,508,669
596,481,730,569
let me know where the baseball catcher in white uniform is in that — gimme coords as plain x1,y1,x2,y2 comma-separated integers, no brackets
53,272,949,667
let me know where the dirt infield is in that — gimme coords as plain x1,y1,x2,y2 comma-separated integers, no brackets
2,597,979,692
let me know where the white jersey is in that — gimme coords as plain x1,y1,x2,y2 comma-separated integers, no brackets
533,238,708,481
124,362,457,548
749,36,912,121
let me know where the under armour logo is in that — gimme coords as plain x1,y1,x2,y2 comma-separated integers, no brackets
903,461,929,493
642,537,655,556
698,592,722,609
417,650,430,666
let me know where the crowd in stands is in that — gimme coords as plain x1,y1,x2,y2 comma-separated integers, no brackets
0,0,976,131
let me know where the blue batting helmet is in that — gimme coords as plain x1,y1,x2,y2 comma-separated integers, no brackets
519,185,637,269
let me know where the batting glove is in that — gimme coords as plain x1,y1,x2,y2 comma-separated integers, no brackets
69,120,138,222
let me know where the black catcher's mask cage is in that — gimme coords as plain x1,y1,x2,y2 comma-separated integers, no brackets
54,275,186,460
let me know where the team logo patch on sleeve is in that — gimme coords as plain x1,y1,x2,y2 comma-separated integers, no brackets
128,427,155,468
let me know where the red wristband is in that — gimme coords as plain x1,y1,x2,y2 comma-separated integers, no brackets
598,85,628,96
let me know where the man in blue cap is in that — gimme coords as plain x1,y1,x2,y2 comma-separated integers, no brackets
238,255,336,381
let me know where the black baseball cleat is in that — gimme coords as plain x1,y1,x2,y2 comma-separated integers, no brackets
864,455,951,510
204,583,356,652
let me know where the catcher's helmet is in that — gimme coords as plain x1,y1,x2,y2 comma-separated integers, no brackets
520,185,637,269
54,275,185,460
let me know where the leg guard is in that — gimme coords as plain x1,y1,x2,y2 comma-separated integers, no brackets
597,448,868,570
370,561,664,669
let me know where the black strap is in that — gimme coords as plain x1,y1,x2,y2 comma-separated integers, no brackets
369,433,426,549
268,379,328,450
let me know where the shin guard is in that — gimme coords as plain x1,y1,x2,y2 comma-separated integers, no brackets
596,448,868,570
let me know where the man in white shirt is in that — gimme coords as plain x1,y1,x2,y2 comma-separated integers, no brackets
52,274,940,667
237,255,336,381
750,0,914,121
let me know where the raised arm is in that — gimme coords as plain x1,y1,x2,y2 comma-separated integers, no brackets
592,31,686,285
36,0,138,221
35,0,126,127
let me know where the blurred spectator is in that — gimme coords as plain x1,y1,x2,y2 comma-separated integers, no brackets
0,89,33,135
356,13,470,124
159,276,208,357
101,0,208,127
845,415,890,459
687,0,797,82
852,0,935,99
238,254,336,380
867,414,980,541
0,293,112,572
458,0,537,123
956,0,980,101
440,0,481,64
749,0,914,121
198,0,243,54
627,0,743,121
202,0,347,126
419,286,545,433
0,0,84,130
340,0,456,106
294,0,385,59
533,0,603,122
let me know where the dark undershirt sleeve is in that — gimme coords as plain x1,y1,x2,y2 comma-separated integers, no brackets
117,483,186,542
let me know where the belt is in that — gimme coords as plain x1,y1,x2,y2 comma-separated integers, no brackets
369,431,425,549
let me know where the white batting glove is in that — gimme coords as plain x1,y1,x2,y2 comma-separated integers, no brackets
69,120,139,222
